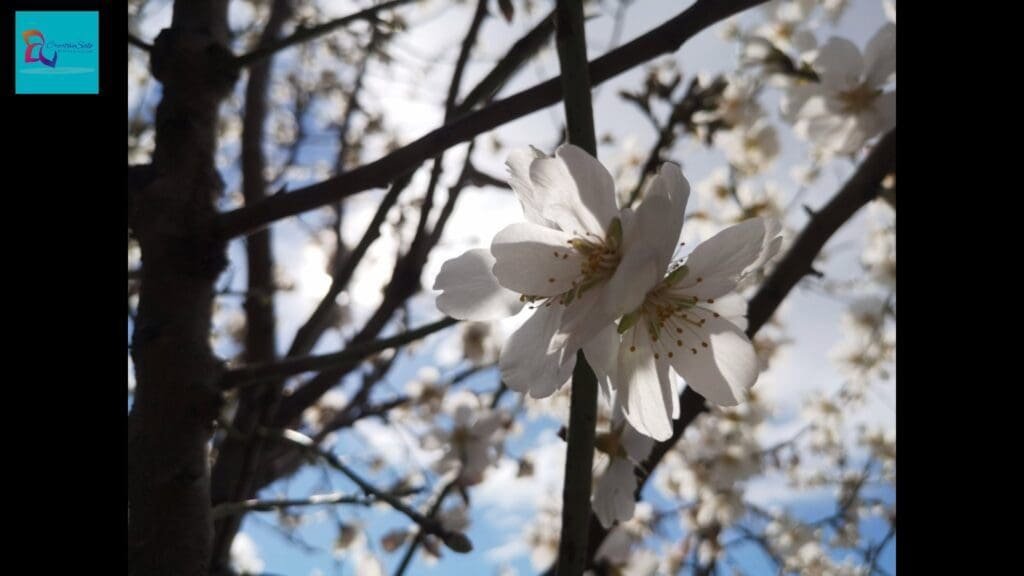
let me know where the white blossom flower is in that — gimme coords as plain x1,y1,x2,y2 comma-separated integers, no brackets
430,391,506,485
692,75,764,129
756,0,816,53
614,216,782,440
461,321,502,365
301,388,348,430
434,146,690,400
714,119,780,175
794,24,896,157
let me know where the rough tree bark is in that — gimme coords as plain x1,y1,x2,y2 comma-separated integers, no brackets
126,1,237,574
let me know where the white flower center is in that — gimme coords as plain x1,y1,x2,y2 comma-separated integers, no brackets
620,266,721,359
837,83,882,113
522,218,623,307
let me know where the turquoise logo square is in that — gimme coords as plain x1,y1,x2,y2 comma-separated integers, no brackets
15,11,99,95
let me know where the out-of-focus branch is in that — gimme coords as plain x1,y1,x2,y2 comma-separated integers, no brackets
220,316,458,390
232,0,418,69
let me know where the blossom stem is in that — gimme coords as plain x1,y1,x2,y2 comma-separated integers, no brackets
554,1,600,574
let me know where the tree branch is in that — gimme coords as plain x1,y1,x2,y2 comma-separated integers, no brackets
216,0,771,238
128,32,153,52
220,316,458,390
232,0,418,69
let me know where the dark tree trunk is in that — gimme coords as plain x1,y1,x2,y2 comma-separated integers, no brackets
127,2,235,574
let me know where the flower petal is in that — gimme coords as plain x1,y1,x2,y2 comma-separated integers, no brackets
705,292,749,333
814,37,864,92
529,144,618,236
593,457,637,528
676,217,781,300
491,222,581,297
434,249,525,320
863,23,896,88
600,164,690,322
500,305,575,398
559,284,604,344
604,251,664,322
620,417,655,462
618,328,674,441
629,162,690,273
506,147,557,227
669,312,759,406
582,322,620,404
871,91,896,135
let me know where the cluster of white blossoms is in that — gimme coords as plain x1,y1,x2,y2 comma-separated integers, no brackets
433,144,783,443
729,0,895,160
653,392,768,565
790,23,896,158
765,515,869,576
422,390,508,486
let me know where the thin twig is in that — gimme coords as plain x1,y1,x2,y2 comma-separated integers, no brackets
270,429,473,553
393,474,460,576
211,491,374,519
128,33,153,52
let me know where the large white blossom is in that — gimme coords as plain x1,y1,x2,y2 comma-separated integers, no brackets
614,215,782,440
434,146,690,400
